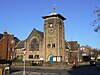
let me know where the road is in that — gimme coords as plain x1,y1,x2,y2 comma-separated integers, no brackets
68,65,100,75
10,65,100,75
10,66,70,75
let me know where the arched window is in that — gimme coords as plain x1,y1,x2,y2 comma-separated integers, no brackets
29,38,39,51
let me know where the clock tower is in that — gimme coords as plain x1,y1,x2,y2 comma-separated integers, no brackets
42,9,66,62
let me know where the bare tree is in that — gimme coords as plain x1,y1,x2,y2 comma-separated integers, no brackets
91,7,100,32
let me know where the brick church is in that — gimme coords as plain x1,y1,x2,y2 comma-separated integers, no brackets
16,9,70,63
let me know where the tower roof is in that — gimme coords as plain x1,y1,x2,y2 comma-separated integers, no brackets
49,7,57,15
42,8,66,20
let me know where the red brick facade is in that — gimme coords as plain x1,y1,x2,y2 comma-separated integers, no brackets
0,31,15,61
68,41,80,63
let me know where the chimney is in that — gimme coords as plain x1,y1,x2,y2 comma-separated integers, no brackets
4,30,7,35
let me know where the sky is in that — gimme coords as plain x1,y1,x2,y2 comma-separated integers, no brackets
0,0,100,49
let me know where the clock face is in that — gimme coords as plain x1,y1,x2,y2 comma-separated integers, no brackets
49,24,53,28
11,40,14,44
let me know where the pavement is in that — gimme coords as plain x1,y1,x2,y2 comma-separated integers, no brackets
10,62,89,75
11,71,69,75
10,66,71,75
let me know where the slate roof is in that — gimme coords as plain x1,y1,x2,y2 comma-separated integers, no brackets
42,9,66,20
35,28,44,38
15,41,24,49
0,34,3,40
42,14,66,20
65,41,71,49
27,28,44,40
68,41,78,45
0,34,20,44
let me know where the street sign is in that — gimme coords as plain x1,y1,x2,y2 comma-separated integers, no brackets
22,48,27,55
23,50,27,55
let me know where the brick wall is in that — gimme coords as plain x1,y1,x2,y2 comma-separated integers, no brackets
0,31,15,61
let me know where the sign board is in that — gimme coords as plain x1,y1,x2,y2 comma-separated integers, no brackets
57,56,61,62
22,48,27,55
23,51,27,55
5,67,9,69
82,53,89,56
40,58,43,60
91,57,95,60
53,57,56,61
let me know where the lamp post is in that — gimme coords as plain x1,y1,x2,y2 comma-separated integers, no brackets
23,54,25,75
22,48,26,75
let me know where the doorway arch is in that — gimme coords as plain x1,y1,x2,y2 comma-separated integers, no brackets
48,55,53,62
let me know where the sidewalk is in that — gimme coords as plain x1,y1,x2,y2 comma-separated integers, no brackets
10,71,69,75
10,66,71,75
10,62,89,75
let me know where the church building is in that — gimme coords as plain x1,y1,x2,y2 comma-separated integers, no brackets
16,9,70,63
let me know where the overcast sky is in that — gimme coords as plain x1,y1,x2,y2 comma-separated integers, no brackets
0,0,100,49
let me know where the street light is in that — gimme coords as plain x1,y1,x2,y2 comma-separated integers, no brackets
22,48,27,75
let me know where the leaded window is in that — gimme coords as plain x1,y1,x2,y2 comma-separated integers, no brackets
29,55,33,59
29,38,39,51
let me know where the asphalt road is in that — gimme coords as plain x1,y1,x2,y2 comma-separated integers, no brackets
10,65,100,75
68,65,100,75
10,66,70,75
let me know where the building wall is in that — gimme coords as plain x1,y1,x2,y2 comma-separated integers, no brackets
24,17,68,62
0,31,15,61
24,29,43,62
68,41,80,63
16,49,23,60
42,16,66,62
23,13,69,63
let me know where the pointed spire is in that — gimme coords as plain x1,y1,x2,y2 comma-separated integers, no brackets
53,4,56,13
42,1,66,20
49,4,57,15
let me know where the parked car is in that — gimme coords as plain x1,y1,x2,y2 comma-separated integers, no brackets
96,62,100,69
90,60,96,65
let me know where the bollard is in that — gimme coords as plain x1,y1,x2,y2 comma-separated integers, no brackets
5,66,10,75
0,68,2,75
0,64,10,75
